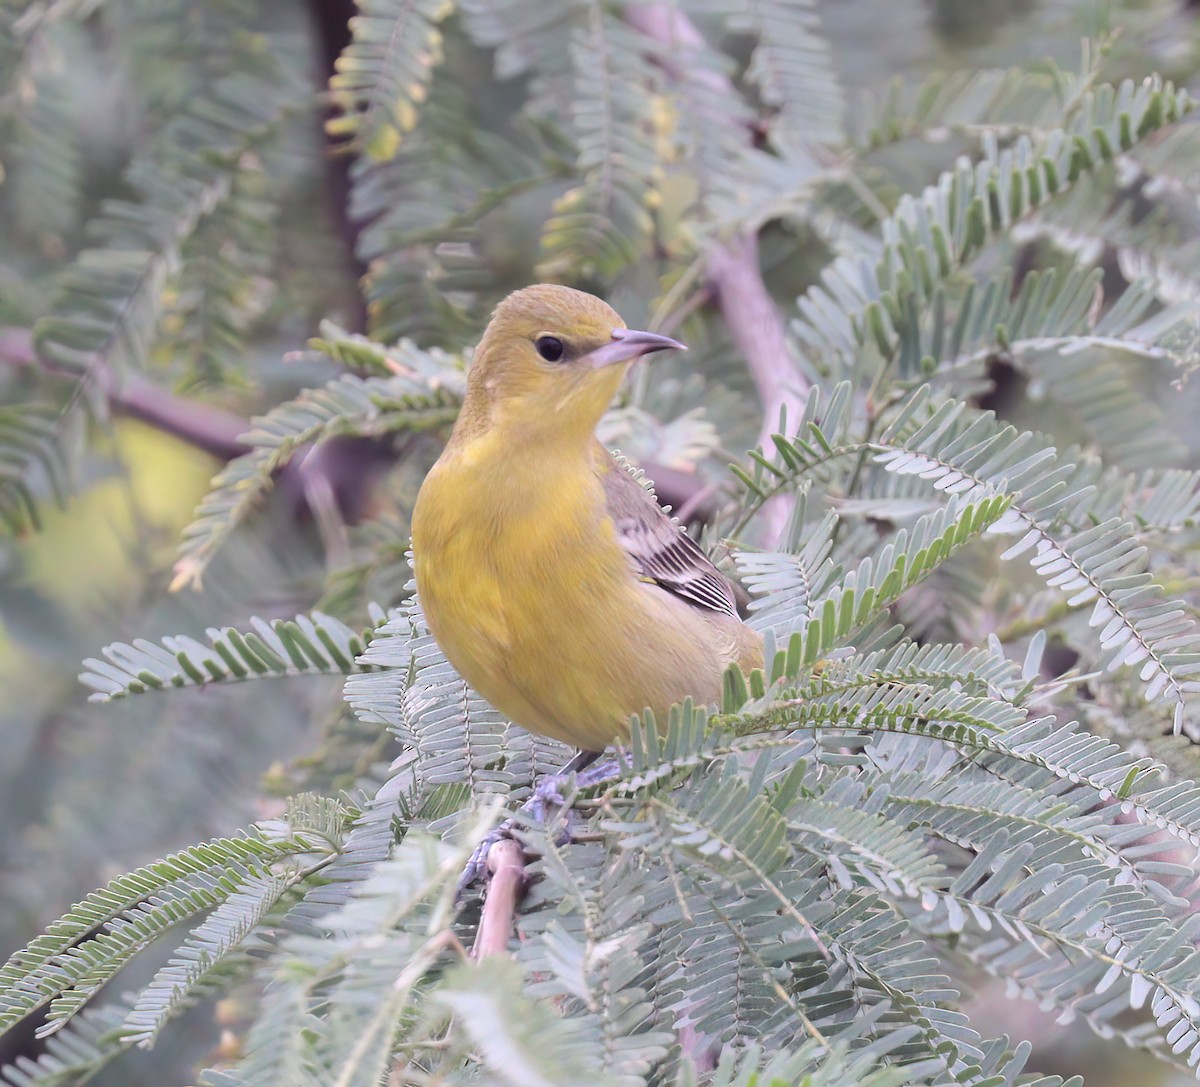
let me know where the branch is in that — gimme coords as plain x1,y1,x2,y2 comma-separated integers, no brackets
626,5,812,544
0,326,248,460
470,839,528,959
304,0,370,332
626,4,728,93
0,325,402,550
705,231,811,451
643,462,721,527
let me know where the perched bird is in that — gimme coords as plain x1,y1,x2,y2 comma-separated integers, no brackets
411,284,763,754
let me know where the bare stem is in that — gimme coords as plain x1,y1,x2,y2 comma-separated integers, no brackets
705,231,811,452
470,839,528,959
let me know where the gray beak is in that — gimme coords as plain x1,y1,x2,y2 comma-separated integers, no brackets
586,327,687,368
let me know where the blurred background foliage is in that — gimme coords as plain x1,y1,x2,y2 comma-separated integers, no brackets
1,0,1200,1084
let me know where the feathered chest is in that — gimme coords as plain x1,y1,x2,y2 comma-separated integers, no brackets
410,433,761,747
411,440,632,649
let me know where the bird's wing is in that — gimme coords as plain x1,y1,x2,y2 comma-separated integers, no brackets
598,448,739,618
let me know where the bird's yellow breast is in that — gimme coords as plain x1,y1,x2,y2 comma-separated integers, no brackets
411,435,742,749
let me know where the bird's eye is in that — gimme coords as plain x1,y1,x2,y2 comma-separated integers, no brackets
535,335,565,363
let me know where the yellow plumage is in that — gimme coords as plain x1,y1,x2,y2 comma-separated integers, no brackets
411,284,763,751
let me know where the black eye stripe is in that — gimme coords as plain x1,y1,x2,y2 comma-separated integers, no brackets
535,335,565,362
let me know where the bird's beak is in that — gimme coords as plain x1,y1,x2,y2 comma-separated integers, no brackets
585,327,687,369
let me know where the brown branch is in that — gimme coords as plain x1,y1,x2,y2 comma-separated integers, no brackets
304,0,370,333
707,233,808,541
108,375,249,461
0,326,401,552
470,839,528,959
705,231,811,451
626,5,811,544
0,326,250,460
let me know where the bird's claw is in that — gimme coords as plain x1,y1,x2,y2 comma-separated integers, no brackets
455,756,622,902
458,823,511,900
575,756,620,790
528,774,570,823
456,779,574,903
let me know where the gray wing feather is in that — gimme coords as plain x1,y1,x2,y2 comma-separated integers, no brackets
599,450,739,618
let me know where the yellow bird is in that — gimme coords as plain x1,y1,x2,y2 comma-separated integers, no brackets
411,284,763,753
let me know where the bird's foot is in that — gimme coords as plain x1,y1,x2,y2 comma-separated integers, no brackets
573,755,621,791
527,772,570,824
458,822,514,898
456,776,578,900
522,755,622,825
456,752,623,901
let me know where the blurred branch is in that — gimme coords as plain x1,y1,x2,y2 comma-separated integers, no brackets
0,326,248,460
0,326,391,533
705,231,811,449
626,4,726,93
628,4,811,542
648,462,721,526
305,0,370,332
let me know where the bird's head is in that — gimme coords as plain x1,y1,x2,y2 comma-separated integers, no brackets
463,284,685,442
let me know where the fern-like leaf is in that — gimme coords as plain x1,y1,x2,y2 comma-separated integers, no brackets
540,8,665,279
80,611,377,702
172,364,460,590
848,42,1106,152
0,829,330,1038
793,77,1192,380
0,402,68,533
326,0,454,161
689,0,843,148
736,383,1200,729
34,67,290,376
875,393,1200,729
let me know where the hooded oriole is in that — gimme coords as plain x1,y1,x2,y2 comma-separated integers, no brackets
411,284,763,752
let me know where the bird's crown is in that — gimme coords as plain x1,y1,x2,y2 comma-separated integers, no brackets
484,284,624,352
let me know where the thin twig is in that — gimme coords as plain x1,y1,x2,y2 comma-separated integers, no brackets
470,839,528,959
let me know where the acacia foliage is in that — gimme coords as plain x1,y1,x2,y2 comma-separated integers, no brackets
2,2,1200,1086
